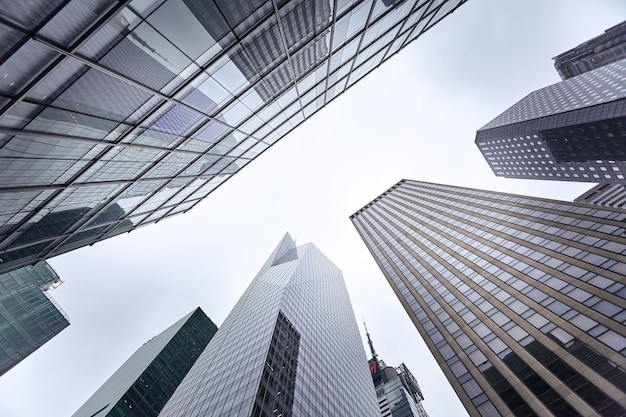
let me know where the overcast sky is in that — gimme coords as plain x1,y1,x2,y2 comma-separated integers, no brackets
1,1,625,416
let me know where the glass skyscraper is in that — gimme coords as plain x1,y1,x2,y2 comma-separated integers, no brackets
366,325,430,417
72,307,217,417
0,0,466,275
0,261,69,376
351,179,626,417
475,58,626,184
158,233,380,417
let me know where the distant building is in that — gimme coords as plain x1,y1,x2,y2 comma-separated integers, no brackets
72,308,217,417
475,59,626,184
0,262,69,376
575,183,626,208
351,179,626,417
365,324,430,417
159,233,380,417
0,0,467,275
554,21,626,80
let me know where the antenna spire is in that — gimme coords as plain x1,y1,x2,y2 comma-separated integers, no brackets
364,321,378,360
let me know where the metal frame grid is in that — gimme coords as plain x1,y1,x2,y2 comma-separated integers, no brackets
0,0,466,273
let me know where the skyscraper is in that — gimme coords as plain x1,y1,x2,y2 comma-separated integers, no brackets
475,58,626,184
351,179,626,417
366,324,430,417
0,0,466,275
158,233,380,417
553,20,626,80
72,307,217,417
0,261,69,376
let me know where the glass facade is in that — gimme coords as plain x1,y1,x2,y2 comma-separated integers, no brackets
159,233,380,417
369,354,430,416
0,0,466,274
72,307,218,417
251,311,300,417
475,59,626,184
351,179,626,417
0,261,69,376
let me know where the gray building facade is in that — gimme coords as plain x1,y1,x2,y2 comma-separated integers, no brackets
0,0,466,275
72,307,217,417
0,261,69,376
158,233,380,417
351,179,626,417
475,59,626,184
553,20,626,80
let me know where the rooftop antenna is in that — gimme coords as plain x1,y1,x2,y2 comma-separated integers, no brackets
364,320,378,360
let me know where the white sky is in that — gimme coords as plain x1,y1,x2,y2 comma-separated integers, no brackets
1,1,625,416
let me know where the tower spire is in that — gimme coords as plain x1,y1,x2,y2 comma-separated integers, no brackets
364,321,377,360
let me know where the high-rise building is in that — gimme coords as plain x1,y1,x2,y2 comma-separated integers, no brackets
0,0,466,275
475,59,626,184
0,261,69,376
72,307,217,417
158,233,380,417
351,179,626,417
553,21,626,80
365,324,430,417
575,183,626,209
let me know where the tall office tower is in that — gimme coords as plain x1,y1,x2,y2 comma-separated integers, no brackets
475,59,626,185
0,0,466,275
553,20,626,80
351,179,626,417
159,233,380,417
366,325,430,417
72,307,217,417
0,261,69,376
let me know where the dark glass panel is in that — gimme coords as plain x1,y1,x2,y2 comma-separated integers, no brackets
0,40,58,95
524,339,625,416
52,68,153,121
106,308,217,416
149,104,203,136
482,364,535,417
1,0,67,30
280,0,331,53
251,311,299,417
147,0,216,61
0,23,25,59
28,106,121,139
98,22,189,91
27,57,89,104
0,135,94,187
501,351,582,417
39,0,116,46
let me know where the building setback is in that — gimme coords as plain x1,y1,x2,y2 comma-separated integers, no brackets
0,0,466,275
0,261,69,376
553,20,626,80
351,179,626,417
475,59,626,184
575,183,626,209
72,307,217,417
366,325,430,417
158,233,380,417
